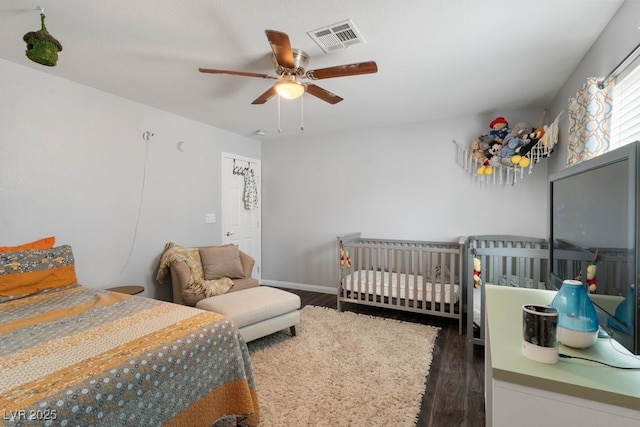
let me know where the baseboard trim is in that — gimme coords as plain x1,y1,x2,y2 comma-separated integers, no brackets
261,280,337,295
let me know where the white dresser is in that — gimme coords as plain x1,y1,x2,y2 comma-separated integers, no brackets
484,285,640,426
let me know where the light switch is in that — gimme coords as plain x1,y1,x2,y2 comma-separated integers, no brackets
205,213,216,223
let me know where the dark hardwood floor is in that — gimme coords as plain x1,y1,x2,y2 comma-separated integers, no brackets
283,288,485,427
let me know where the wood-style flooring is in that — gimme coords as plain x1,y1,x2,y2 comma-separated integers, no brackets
283,288,485,427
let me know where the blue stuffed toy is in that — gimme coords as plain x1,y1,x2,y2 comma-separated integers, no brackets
499,134,527,158
497,121,533,166
489,117,510,142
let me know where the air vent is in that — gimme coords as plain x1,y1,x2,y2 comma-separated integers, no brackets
307,19,365,53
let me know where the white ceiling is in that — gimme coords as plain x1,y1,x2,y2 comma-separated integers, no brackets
0,0,623,141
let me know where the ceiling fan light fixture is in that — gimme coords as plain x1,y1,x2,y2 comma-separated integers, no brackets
274,75,305,99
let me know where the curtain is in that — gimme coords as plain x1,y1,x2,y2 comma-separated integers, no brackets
566,77,613,166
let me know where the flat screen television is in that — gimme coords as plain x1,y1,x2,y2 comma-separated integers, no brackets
549,141,639,355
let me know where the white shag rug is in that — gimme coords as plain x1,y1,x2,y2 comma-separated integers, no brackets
247,305,440,427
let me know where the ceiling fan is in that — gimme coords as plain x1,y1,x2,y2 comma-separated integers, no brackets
198,29,378,105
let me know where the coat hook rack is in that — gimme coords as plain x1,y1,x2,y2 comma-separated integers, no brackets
232,159,252,175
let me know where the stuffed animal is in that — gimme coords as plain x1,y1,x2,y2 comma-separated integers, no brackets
470,140,486,163
340,247,351,269
498,133,528,162
516,127,545,158
509,127,545,168
476,140,502,174
539,128,554,158
505,121,533,140
489,117,509,142
485,140,502,160
496,121,533,165
473,257,482,288
478,133,498,151
586,264,597,294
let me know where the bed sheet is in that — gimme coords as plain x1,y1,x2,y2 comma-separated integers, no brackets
0,285,258,426
343,270,459,304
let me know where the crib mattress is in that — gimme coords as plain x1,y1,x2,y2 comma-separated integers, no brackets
342,270,459,304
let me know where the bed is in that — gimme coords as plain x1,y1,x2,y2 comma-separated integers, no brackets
337,233,464,333
466,235,550,360
0,244,259,426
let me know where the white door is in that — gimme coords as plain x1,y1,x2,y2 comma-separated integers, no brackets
221,153,261,282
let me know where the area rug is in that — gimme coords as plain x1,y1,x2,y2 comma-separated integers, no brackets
247,305,440,427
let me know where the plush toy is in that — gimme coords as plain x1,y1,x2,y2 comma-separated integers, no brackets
340,247,351,269
489,118,509,142
498,133,528,162
495,121,533,166
470,140,486,163
516,127,545,157
509,127,545,168
476,140,502,175
338,240,352,269
539,127,554,158
586,264,597,294
489,117,509,142
473,257,482,288
478,133,498,151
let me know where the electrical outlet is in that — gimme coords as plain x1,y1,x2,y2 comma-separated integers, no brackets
205,213,216,223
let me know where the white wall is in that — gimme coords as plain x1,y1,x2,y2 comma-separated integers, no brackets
261,111,549,290
547,0,640,175
0,58,260,301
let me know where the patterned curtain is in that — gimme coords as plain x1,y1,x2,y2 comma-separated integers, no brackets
566,77,613,167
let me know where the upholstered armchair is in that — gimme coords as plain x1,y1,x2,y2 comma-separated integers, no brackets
164,244,259,306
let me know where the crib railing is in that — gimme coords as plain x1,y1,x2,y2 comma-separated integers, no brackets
337,233,464,334
466,235,550,360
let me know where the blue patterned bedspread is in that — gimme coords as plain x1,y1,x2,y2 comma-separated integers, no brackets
0,285,259,426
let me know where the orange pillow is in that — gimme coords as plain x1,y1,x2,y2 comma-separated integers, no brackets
0,236,56,253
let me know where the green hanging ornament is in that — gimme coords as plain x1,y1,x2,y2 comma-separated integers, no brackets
23,13,63,67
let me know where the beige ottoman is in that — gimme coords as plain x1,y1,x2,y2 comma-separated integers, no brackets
196,286,301,342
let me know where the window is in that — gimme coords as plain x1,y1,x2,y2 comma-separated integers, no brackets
609,62,640,151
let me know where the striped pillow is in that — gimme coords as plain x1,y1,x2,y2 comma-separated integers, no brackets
0,245,78,302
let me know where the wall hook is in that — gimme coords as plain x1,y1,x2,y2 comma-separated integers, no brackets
142,131,154,141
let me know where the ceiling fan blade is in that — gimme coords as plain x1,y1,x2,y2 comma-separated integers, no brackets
305,84,343,104
306,61,378,80
251,86,278,105
265,29,295,69
198,68,277,79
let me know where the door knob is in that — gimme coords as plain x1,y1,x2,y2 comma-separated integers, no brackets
226,231,234,237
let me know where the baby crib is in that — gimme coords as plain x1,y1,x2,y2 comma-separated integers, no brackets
466,235,550,359
337,233,465,334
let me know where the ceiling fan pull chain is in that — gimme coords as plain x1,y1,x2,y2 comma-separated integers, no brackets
277,95,282,133
300,95,304,131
